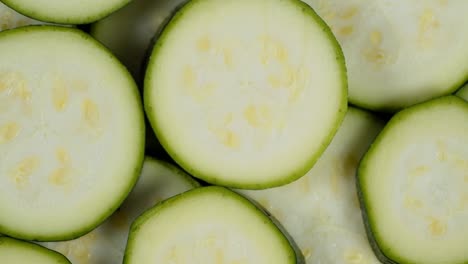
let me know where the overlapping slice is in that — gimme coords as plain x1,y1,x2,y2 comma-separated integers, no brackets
91,0,187,82
0,26,145,241
0,237,71,263
238,107,385,263
358,96,468,264
145,0,347,189
0,0,130,24
124,186,296,264
41,157,199,264
303,0,468,111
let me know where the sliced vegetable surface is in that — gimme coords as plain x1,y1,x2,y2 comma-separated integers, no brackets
0,1,45,30
0,25,145,241
91,0,187,82
0,236,71,263
358,96,468,264
124,186,296,264
145,0,347,189
0,0,130,24
239,107,384,263
303,0,468,111
41,157,199,264
456,83,468,101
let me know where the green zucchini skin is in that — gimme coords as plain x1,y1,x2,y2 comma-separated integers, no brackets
0,237,71,263
456,83,468,101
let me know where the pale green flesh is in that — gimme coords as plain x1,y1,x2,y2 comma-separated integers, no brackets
302,0,468,111
0,26,145,241
145,0,347,189
0,237,71,263
40,157,199,264
238,107,385,263
0,0,131,24
359,96,468,264
124,186,296,264
91,0,187,82
456,83,468,101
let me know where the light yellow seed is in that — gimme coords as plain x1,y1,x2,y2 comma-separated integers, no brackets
267,75,282,89
275,43,288,63
436,140,447,162
409,165,429,177
11,156,40,187
338,26,354,36
52,77,69,111
428,217,446,236
299,176,311,194
56,148,70,165
223,48,233,68
197,36,211,52
345,250,364,264
82,99,100,127
364,48,387,64
340,7,358,19
215,248,224,264
13,81,31,102
0,122,19,144
370,31,382,46
404,196,424,209
302,248,313,259
48,168,69,186
222,130,240,148
183,66,197,88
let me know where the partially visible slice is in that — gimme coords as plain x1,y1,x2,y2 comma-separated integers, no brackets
145,0,347,189
456,83,468,101
302,0,468,111
358,96,468,264
0,26,145,241
0,237,71,263
91,0,187,82
238,107,385,263
124,186,296,264
0,0,131,24
0,1,46,31
41,157,199,264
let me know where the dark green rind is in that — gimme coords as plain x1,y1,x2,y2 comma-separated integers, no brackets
0,0,131,24
123,186,297,264
0,237,71,263
455,83,468,102
144,0,348,189
357,95,468,264
0,25,146,242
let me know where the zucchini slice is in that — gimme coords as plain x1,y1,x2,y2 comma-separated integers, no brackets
91,0,187,82
0,26,145,241
358,96,468,264
40,157,199,264
238,107,385,263
0,1,45,30
0,0,130,24
303,0,468,111
124,186,296,264
456,83,468,101
0,237,71,263
145,0,347,189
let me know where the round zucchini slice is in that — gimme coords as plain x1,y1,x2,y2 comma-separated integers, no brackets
0,26,145,241
0,237,71,263
303,0,468,111
145,0,347,189
358,96,468,264
41,157,199,264
456,83,468,101
0,0,130,24
124,186,296,264
91,0,187,82
238,107,385,263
